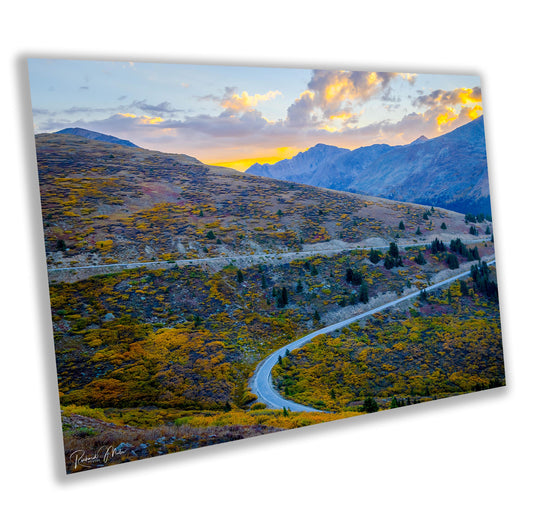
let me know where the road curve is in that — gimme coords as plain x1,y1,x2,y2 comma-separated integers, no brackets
249,258,496,412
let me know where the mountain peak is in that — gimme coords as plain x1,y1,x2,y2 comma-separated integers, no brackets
54,127,139,148
410,135,429,145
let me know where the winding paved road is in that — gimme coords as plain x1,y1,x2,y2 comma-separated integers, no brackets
249,257,496,412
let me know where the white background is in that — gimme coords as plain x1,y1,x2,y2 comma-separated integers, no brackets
2,1,530,514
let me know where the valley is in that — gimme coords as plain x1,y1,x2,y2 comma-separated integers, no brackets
35,131,503,472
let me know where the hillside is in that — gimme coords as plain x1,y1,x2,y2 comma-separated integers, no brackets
35,131,499,473
247,117,490,215
36,133,482,276
55,127,140,148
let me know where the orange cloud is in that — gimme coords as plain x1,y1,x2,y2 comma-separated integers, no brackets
436,107,459,128
139,115,164,125
221,90,281,112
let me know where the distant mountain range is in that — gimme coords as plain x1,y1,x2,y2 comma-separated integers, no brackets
54,127,139,148
247,116,490,215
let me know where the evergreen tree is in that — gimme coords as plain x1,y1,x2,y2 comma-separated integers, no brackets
416,226,422,236
359,282,369,303
193,314,202,328
446,253,459,269
282,287,288,306
384,254,395,270
369,249,381,264
485,225,491,235
415,250,426,265
430,238,446,254
441,222,447,230
389,242,399,258
399,220,405,230
296,279,303,293
362,397,379,413
206,230,215,240
390,396,399,409
236,269,244,283
261,274,267,289
346,268,354,284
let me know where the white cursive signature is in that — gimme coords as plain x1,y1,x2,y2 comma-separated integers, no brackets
70,446,127,470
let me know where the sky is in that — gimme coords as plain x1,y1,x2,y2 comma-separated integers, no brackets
28,59,483,171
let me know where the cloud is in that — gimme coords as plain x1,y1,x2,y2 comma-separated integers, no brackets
220,89,281,113
414,87,482,108
412,86,483,131
199,86,282,114
129,100,183,116
286,70,412,129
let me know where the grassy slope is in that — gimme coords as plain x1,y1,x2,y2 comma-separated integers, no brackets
36,134,499,472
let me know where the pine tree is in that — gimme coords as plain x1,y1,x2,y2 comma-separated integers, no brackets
446,253,459,269
362,397,379,413
389,242,399,258
236,269,244,283
346,268,354,284
399,220,405,230
369,249,381,264
384,254,395,270
416,226,422,236
415,250,426,265
359,282,369,303
441,222,447,230
281,287,288,306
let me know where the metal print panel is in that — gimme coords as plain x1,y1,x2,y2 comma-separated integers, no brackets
28,59,505,474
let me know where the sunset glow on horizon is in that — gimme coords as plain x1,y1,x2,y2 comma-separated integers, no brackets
28,60,483,169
